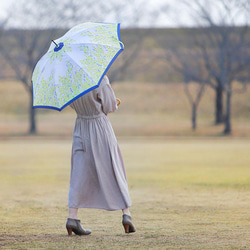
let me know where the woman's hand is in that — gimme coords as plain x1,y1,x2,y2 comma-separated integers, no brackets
116,98,121,106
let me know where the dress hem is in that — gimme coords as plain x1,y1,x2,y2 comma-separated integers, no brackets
68,204,132,211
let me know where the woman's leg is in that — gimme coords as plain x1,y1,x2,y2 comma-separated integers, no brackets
69,207,78,219
122,207,131,216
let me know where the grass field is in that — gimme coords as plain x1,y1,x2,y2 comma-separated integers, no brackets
0,79,249,248
0,138,249,249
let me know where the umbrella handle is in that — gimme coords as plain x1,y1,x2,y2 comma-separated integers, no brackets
116,98,121,106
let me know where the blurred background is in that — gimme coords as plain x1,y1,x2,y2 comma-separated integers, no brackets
0,0,249,138
0,1,250,249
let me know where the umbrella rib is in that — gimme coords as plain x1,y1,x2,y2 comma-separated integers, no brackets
54,59,61,107
62,23,109,40
61,23,122,49
70,42,122,49
33,54,51,85
64,51,96,84
64,23,100,36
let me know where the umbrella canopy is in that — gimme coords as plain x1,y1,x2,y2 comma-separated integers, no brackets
32,22,124,111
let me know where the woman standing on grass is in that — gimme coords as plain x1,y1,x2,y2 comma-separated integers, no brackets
66,74,136,235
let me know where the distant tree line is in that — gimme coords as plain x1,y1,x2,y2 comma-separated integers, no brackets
0,0,249,136
164,0,250,134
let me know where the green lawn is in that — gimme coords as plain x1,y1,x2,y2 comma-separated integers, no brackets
0,138,249,249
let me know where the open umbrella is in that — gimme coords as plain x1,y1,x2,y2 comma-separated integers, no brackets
32,22,124,111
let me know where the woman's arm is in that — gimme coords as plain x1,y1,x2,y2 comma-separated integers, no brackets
98,76,118,115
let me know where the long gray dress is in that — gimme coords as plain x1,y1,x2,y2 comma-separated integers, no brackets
68,75,131,211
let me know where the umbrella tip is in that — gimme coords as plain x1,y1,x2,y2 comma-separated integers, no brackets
52,40,59,48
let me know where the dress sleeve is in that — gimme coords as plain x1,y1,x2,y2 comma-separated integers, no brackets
97,76,118,115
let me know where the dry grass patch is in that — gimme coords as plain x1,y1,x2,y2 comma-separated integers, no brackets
0,138,249,249
0,80,249,137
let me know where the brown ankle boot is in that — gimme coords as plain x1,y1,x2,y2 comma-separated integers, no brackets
66,218,91,236
122,214,136,233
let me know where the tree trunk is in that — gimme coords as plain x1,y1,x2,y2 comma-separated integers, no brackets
215,85,224,124
192,103,197,130
29,90,37,134
224,89,231,135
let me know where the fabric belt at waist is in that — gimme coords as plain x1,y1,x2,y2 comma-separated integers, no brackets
77,113,105,120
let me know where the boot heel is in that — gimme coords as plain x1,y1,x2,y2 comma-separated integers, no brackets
123,224,130,233
67,227,73,235
122,215,136,233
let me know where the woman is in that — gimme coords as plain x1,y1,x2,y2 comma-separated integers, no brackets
66,74,136,235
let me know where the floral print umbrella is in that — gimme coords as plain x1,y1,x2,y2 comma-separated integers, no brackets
32,22,124,111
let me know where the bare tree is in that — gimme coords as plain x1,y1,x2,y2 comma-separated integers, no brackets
0,0,67,133
0,0,116,134
184,81,206,130
180,0,250,134
166,48,208,130
0,0,110,134
107,0,169,82
1,0,167,134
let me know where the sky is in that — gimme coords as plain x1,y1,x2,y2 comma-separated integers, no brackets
0,0,248,28
0,0,192,28
0,0,12,17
